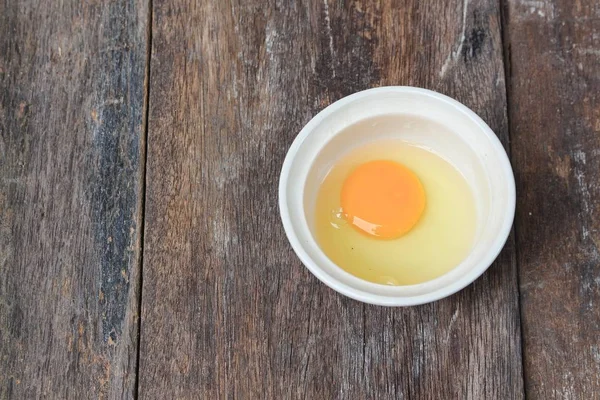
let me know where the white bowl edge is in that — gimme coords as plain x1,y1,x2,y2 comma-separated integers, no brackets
278,86,516,306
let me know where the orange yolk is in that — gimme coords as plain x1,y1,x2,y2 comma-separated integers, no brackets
341,160,426,239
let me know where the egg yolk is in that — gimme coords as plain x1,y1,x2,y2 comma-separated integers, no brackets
341,160,426,239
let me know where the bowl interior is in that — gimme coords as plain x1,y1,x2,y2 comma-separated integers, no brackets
280,87,514,305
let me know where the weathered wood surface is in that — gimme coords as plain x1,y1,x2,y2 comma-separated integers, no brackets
0,1,148,398
506,0,600,397
139,0,523,398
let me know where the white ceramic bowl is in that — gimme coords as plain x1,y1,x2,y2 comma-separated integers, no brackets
279,86,515,306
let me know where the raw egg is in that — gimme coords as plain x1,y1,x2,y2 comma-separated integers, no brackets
315,140,477,285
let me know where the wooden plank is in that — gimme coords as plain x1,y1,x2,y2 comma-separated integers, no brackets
505,0,600,397
140,0,523,398
0,1,148,398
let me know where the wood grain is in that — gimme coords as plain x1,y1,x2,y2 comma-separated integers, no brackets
139,0,524,398
505,0,600,397
0,1,148,398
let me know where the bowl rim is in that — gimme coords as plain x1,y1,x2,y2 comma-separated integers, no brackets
278,86,516,306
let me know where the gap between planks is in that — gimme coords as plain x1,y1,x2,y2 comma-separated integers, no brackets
134,0,154,398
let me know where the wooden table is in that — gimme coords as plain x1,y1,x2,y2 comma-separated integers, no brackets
1,0,598,398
